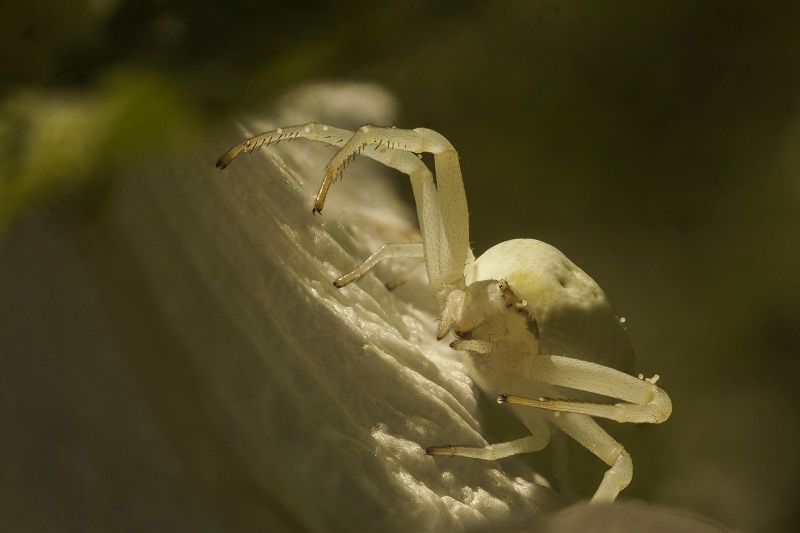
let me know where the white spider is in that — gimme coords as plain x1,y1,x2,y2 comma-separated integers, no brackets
217,123,672,503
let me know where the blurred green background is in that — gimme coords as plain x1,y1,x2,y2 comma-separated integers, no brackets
2,1,799,531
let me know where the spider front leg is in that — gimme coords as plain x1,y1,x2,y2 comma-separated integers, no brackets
217,123,473,298
501,354,672,425
217,123,356,169
426,433,550,461
333,243,423,288
218,123,429,288
492,355,671,502
549,412,632,503
319,125,474,293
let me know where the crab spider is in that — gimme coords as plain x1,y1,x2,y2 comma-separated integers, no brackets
217,123,672,503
